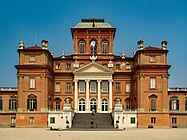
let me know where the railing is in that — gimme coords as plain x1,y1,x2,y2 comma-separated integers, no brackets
168,88,187,91
0,87,18,91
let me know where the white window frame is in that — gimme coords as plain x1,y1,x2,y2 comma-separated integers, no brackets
30,78,35,88
66,83,71,92
56,63,60,69
79,81,85,92
55,83,60,92
102,82,108,92
90,81,96,92
150,56,156,62
126,64,131,70
126,83,131,92
102,98,108,112
79,98,85,112
11,117,16,124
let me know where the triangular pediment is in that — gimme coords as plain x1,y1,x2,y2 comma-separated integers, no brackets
73,61,113,74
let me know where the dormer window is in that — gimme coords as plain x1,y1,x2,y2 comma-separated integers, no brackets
30,56,35,62
150,56,156,62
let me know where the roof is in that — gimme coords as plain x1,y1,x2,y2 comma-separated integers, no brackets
73,18,114,28
24,46,42,50
143,46,162,51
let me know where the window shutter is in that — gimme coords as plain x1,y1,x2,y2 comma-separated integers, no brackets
169,100,172,110
34,99,37,110
177,100,179,110
9,99,11,110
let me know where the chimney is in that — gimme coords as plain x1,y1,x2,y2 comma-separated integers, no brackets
161,41,167,50
19,41,25,49
137,40,144,50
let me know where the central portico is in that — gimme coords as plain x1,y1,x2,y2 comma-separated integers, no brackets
73,61,114,113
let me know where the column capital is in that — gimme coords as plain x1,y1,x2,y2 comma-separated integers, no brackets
108,79,113,82
97,79,101,82
85,79,90,82
73,79,78,82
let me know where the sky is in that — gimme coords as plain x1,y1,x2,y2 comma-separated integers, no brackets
0,0,187,87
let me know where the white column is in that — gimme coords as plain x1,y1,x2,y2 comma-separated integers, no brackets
109,79,113,111
74,79,78,112
86,79,90,112
97,80,101,113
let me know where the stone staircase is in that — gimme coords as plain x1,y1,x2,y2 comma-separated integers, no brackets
71,113,114,130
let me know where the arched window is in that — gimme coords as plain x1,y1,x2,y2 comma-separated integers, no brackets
102,98,108,112
102,40,108,54
27,94,37,111
90,98,97,112
79,40,85,54
170,96,179,111
9,96,17,110
0,97,2,110
79,98,85,111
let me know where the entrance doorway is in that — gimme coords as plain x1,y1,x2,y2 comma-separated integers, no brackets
90,98,97,113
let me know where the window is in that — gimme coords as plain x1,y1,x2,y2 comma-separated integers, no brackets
130,117,135,124
0,97,2,110
55,83,60,92
66,63,71,70
30,78,35,89
9,96,17,110
29,117,34,124
126,83,131,92
79,81,85,92
11,117,16,124
170,97,179,110
30,56,35,62
56,102,60,110
126,100,131,110
79,98,85,111
102,82,108,92
79,40,85,54
150,78,156,89
90,81,96,92
50,117,55,124
116,64,120,70
27,94,37,111
172,118,177,124
56,63,60,69
102,98,108,112
150,56,156,62
116,82,120,92
185,98,187,111
66,83,71,92
151,117,156,123
126,64,131,70
102,40,108,54
150,98,156,111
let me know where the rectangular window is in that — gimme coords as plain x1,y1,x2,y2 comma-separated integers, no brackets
66,83,71,92
151,117,156,123
170,99,179,110
50,117,55,124
79,81,85,92
130,117,135,124
126,83,131,92
90,81,96,92
30,78,35,88
55,83,60,92
150,78,156,89
29,117,34,124
102,82,108,92
56,63,60,69
30,56,36,62
56,102,60,110
172,118,177,124
116,82,120,92
150,56,156,62
126,64,131,70
150,98,156,111
27,99,37,111
11,117,16,124
0,98,2,110
116,64,120,70
126,101,131,110
66,63,71,70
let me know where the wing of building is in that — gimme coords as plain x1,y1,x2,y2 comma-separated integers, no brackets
0,18,187,129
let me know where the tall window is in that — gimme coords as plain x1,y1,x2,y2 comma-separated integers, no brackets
56,102,60,111
126,83,131,92
102,82,108,92
79,81,85,92
27,94,37,111
79,40,85,54
150,98,156,111
9,96,17,110
125,98,131,110
55,83,60,92
102,40,108,54
0,97,2,110
170,96,179,110
116,82,120,92
66,83,71,92
30,77,35,88
102,98,108,112
150,77,156,89
79,98,85,111
90,81,96,92
66,63,71,70
185,98,187,111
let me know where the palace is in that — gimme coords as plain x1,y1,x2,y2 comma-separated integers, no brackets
0,18,187,129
